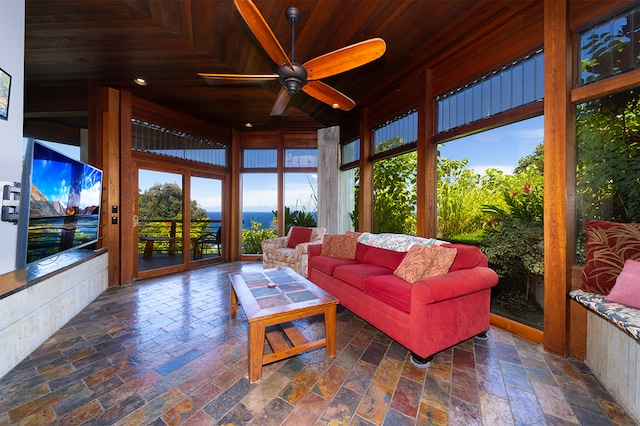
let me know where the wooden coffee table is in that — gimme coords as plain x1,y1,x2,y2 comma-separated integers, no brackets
229,267,339,382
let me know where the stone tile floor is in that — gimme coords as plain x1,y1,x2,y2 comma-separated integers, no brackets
0,262,636,425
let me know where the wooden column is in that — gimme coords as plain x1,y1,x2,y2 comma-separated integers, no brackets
543,0,573,356
230,128,242,261
358,108,373,232
89,86,122,287
417,68,437,238
119,90,135,285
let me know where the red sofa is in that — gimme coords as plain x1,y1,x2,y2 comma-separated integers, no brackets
307,234,499,366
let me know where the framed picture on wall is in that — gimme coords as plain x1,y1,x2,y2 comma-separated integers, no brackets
0,68,11,120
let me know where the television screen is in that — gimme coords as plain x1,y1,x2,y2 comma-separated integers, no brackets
17,140,103,268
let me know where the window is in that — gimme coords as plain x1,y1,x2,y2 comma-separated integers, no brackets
241,146,318,254
341,138,360,167
285,148,317,168
578,5,640,86
367,108,419,234
244,149,277,169
131,119,226,167
372,108,418,155
437,50,544,132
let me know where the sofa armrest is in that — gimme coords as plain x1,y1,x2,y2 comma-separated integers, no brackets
295,240,323,255
411,267,499,305
261,236,289,252
308,242,323,258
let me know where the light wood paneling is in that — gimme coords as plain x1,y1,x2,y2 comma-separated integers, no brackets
586,312,640,423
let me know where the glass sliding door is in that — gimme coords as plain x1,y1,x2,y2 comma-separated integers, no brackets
137,169,184,272
190,176,223,262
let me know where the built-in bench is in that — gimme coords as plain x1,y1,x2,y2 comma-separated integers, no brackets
569,288,640,423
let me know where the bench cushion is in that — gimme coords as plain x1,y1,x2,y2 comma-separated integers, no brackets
570,289,640,341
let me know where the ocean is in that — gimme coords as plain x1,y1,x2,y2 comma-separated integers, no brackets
207,211,275,230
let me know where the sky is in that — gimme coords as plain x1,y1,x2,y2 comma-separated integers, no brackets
439,115,544,175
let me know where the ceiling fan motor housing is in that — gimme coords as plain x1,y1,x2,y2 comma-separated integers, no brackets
278,63,308,94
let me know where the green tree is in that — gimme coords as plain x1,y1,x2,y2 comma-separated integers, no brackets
138,182,208,221
138,183,210,252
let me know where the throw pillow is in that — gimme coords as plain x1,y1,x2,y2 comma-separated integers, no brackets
394,245,436,283
424,246,458,278
604,259,640,309
287,226,313,248
580,220,640,295
321,233,359,259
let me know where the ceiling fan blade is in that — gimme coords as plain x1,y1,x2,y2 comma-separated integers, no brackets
198,72,279,81
270,87,292,116
303,38,386,80
302,81,355,111
234,0,293,69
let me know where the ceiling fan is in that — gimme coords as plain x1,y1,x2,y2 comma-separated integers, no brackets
198,0,386,116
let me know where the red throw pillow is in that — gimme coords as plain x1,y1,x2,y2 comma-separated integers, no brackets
287,226,313,248
580,220,640,295
604,259,640,309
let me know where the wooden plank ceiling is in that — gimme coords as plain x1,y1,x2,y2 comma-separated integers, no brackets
24,0,543,133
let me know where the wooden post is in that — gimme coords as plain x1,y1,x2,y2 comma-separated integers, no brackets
543,0,573,356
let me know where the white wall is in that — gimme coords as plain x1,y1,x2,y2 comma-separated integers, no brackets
0,0,25,274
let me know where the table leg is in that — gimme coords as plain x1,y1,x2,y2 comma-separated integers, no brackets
325,304,337,357
248,321,266,382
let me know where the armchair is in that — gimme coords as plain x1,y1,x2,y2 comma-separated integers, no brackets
261,226,325,277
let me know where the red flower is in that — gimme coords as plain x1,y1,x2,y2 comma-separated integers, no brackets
523,183,531,194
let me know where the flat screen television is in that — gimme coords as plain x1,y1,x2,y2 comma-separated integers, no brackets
16,140,103,268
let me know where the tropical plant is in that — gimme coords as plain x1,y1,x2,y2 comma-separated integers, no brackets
350,138,417,234
576,90,640,224
273,206,317,235
436,157,505,239
481,149,545,307
242,221,277,254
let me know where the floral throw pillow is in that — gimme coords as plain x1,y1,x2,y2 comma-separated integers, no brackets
321,233,359,259
581,220,640,295
424,246,458,278
394,245,457,283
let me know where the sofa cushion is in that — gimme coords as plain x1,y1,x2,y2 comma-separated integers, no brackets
363,275,412,313
359,245,407,270
287,226,313,248
333,263,394,290
581,220,640,295
442,243,487,271
310,255,359,276
605,259,640,309
321,233,359,259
